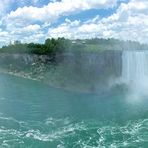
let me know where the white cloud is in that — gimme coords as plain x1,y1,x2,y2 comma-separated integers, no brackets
11,24,41,35
0,31,9,37
47,20,102,39
0,0,118,46
0,31,10,45
5,0,117,24
47,0,148,44
0,0,148,46
0,0,12,17
100,0,148,43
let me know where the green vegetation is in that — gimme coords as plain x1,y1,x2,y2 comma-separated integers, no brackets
1,38,148,55
0,37,71,55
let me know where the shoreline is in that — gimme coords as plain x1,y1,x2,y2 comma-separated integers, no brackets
0,70,39,81
0,70,97,94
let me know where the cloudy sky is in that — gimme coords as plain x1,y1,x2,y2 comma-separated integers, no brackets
0,0,147,46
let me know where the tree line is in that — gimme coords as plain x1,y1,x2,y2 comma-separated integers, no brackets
0,38,147,55
0,37,71,55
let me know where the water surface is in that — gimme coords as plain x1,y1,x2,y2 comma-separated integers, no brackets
0,73,148,147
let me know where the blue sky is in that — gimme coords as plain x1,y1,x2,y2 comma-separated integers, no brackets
0,0,147,46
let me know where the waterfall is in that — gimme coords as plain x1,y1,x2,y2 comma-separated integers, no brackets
122,50,148,98
122,50,148,83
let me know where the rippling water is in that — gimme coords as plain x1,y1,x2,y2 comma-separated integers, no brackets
0,73,148,147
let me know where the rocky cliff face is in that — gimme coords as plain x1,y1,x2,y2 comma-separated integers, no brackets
0,53,51,65
62,50,122,77
0,51,122,92
54,50,122,91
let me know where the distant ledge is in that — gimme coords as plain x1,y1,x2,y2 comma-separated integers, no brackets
0,70,38,81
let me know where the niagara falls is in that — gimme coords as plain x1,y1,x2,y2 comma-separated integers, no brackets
0,0,148,147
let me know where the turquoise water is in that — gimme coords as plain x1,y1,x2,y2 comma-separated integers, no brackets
0,74,148,148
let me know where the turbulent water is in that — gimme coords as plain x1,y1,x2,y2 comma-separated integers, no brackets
0,73,148,148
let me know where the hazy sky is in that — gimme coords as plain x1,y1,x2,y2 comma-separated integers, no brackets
0,0,147,46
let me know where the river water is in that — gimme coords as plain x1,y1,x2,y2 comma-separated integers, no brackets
0,73,148,147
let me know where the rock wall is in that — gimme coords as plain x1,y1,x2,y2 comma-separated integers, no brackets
0,51,122,92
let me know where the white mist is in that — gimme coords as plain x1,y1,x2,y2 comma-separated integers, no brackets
122,50,148,102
